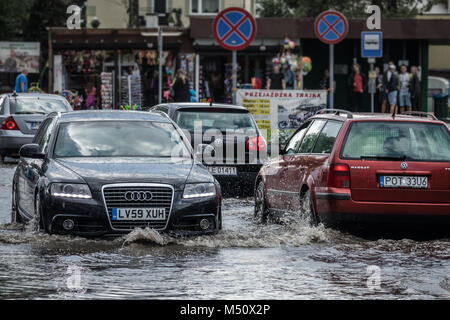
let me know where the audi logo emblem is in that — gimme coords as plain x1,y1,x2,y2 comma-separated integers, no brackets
400,162,408,170
124,191,153,201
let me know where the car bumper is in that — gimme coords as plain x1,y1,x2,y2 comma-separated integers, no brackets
42,190,221,237
315,190,450,234
0,130,34,154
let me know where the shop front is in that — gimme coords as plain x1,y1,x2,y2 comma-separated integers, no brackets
48,28,193,110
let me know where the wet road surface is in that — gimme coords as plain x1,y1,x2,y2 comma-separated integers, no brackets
0,162,449,299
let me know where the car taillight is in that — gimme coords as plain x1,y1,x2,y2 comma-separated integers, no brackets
246,136,267,151
328,164,350,188
1,117,18,130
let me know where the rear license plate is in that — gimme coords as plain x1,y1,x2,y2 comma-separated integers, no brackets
111,208,166,221
207,166,237,175
380,176,428,189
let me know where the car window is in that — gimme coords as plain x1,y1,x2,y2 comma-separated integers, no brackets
155,105,168,114
32,118,53,152
10,98,70,114
312,121,343,154
175,111,257,134
54,121,191,158
284,123,310,155
297,119,326,154
341,121,450,161
0,96,5,114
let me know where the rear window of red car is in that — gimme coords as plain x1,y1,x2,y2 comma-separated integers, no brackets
340,121,450,162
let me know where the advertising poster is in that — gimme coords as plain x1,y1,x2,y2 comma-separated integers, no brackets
0,42,40,73
236,89,327,144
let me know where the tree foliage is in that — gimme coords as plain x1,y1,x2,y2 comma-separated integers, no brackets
259,0,447,18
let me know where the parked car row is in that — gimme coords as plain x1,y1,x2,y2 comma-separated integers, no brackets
4,92,450,237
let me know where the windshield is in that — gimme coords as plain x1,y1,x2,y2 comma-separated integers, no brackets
54,121,191,158
175,111,257,134
11,98,70,114
341,121,450,162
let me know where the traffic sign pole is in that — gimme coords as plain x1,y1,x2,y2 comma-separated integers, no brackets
329,44,334,109
314,10,349,110
232,50,237,104
370,62,374,113
212,7,256,105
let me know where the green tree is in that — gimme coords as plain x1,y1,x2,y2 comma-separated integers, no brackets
0,0,33,40
259,0,445,18
257,0,293,17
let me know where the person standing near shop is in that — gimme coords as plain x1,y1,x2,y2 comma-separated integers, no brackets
348,63,366,112
398,64,412,113
266,65,286,90
384,63,399,114
171,69,190,102
375,66,387,113
410,65,421,111
282,63,294,90
14,69,28,93
85,82,97,110
319,69,336,108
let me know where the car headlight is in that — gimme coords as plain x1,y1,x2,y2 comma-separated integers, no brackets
50,183,92,199
183,183,216,199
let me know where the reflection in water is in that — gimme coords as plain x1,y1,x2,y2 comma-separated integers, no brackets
0,164,449,299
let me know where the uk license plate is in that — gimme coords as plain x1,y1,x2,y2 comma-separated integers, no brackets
112,208,166,221
380,176,428,189
207,166,237,175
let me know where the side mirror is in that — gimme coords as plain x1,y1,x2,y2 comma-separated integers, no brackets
195,144,215,162
19,144,45,159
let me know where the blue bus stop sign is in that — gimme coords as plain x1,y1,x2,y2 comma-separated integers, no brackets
361,31,383,58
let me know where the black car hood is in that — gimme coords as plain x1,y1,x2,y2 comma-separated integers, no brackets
55,157,194,191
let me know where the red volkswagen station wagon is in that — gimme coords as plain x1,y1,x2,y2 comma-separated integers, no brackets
255,110,450,235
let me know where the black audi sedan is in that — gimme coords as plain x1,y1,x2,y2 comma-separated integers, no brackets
149,103,267,195
11,110,222,237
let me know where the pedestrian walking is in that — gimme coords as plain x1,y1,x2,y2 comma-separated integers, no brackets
14,69,28,93
375,67,388,113
171,69,190,102
410,65,421,111
398,64,412,113
384,63,399,114
348,63,366,112
266,65,286,90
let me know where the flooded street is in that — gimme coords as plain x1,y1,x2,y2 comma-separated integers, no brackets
0,162,449,299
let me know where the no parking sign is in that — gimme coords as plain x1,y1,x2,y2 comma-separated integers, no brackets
213,7,256,51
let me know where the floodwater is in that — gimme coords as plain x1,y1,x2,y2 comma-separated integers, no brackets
0,162,449,299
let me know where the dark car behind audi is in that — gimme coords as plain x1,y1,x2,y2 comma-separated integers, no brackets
11,110,222,237
150,103,267,195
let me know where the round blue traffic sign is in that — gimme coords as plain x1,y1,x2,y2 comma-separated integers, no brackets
213,7,256,51
314,10,349,44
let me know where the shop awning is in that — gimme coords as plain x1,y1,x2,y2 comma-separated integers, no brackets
48,28,191,50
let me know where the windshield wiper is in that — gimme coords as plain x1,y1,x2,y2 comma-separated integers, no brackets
360,155,407,161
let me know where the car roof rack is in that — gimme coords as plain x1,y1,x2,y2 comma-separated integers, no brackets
315,108,353,119
400,111,438,120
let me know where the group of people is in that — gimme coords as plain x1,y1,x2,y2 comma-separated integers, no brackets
348,62,421,113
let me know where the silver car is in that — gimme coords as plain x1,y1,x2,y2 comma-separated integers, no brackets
0,93,72,162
